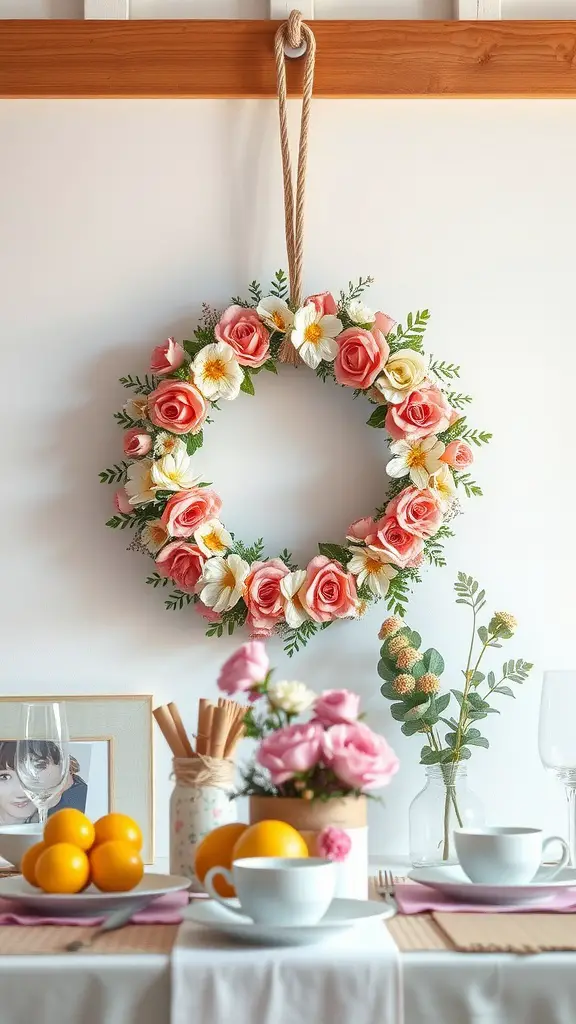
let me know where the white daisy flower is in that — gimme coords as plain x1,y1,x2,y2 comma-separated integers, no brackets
192,342,244,402
386,435,446,489
256,296,294,335
194,519,233,558
140,519,170,554
125,459,155,506
348,546,398,598
154,432,186,459
428,463,458,510
268,680,316,715
198,553,249,614
347,298,375,326
279,570,308,628
151,450,202,492
290,305,343,369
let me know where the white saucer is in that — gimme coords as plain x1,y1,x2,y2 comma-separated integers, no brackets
409,865,576,905
186,897,393,946
0,873,191,917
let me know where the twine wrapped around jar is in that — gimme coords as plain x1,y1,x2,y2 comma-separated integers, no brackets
170,755,237,891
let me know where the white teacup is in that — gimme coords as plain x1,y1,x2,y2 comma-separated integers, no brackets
204,856,336,926
454,827,570,885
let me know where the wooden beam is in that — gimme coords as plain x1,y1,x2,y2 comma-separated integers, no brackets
2,20,576,98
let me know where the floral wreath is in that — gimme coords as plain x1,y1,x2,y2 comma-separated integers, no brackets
100,272,491,655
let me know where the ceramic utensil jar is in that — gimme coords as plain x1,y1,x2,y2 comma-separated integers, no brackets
170,755,236,892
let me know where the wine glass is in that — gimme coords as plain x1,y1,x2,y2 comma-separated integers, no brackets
539,671,576,865
15,703,70,826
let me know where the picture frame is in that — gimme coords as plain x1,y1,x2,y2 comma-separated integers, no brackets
0,695,154,863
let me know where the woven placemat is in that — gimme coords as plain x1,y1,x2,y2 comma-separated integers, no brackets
386,914,454,952
433,912,576,954
0,922,180,956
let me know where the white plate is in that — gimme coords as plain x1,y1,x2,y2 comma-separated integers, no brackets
186,897,393,946
0,873,190,917
408,865,576,905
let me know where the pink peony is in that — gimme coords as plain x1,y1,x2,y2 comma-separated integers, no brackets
215,305,270,368
323,721,399,791
347,517,377,542
114,488,132,514
367,516,424,568
386,385,452,441
257,721,324,785
245,559,290,636
334,327,390,390
148,380,207,435
304,291,338,317
298,556,357,624
161,488,222,539
194,600,221,624
155,541,206,593
314,689,361,727
150,337,186,376
373,311,396,336
217,641,270,694
386,487,442,539
441,439,474,469
123,428,152,458
317,826,352,863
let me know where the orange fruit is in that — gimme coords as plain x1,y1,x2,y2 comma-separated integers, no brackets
89,840,144,893
43,809,95,852
194,823,249,897
35,842,90,894
232,820,308,861
93,813,142,852
21,841,47,887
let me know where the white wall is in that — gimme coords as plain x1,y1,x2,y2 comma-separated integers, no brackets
1,98,575,858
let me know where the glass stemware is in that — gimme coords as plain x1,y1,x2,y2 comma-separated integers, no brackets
15,703,70,826
539,671,576,866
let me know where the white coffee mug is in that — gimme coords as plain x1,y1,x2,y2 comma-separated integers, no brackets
454,827,570,885
204,856,336,926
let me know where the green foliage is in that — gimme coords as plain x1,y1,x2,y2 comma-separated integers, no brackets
447,392,473,410
422,648,445,675
366,405,387,429
231,537,265,564
454,471,483,498
270,269,289,301
385,571,414,617
99,462,129,485
316,361,336,383
217,600,249,637
186,431,204,455
439,417,467,444
387,309,430,353
240,371,255,396
165,590,194,611
184,336,208,359
461,427,493,447
119,374,157,395
248,280,262,304
430,359,461,381
262,359,278,374
317,542,351,567
454,573,486,613
338,276,374,307
106,513,135,530
146,572,170,588
113,410,137,429
278,548,298,572
283,620,318,658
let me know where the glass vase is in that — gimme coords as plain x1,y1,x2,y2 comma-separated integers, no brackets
409,764,485,867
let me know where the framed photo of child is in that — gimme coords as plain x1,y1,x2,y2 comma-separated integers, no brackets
0,696,153,862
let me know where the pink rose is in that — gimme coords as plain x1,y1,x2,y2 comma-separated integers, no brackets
334,327,390,390
195,600,221,624
148,380,207,435
114,488,132,514
123,428,152,458
257,721,324,785
150,337,186,376
441,440,474,469
161,488,222,539
299,556,357,624
386,385,452,441
214,305,270,368
155,541,206,593
317,826,352,863
347,517,376,542
323,721,399,792
245,559,290,635
304,291,338,317
217,641,270,695
386,487,442,539
373,311,396,336
367,516,424,568
314,689,361,726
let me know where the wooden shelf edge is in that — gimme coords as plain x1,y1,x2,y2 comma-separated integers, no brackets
1,20,576,98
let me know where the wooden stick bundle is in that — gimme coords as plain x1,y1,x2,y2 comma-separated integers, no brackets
153,697,246,760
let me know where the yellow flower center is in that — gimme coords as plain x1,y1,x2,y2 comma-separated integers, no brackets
406,445,426,469
161,436,179,455
221,566,237,590
204,358,227,383
365,556,383,575
304,323,322,345
149,524,167,544
203,529,224,553
272,312,286,330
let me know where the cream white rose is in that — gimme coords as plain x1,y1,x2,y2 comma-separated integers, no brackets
375,349,428,404
268,680,316,715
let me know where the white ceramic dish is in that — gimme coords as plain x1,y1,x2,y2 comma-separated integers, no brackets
186,897,393,946
0,824,43,870
0,873,190,917
409,864,576,905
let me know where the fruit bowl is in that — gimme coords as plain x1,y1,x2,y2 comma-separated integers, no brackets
0,824,43,870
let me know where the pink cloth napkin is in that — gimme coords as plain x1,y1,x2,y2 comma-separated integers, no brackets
0,890,189,926
395,882,576,914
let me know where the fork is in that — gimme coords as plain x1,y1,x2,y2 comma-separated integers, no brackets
65,905,136,953
377,869,396,903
